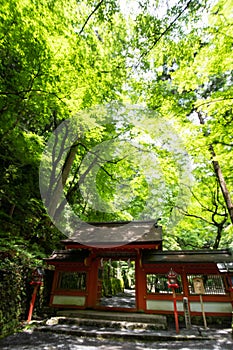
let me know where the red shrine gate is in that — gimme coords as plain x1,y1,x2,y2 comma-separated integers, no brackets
45,220,233,317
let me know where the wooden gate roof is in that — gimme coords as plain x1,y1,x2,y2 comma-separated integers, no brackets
142,249,233,264
61,220,163,247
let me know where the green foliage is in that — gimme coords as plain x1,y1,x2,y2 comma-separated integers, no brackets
101,260,131,297
1,0,233,336
0,247,54,337
0,0,129,256
110,277,124,295
0,251,36,337
1,0,232,255
140,0,233,249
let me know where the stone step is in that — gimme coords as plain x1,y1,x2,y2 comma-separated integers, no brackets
56,310,167,326
45,316,166,331
32,310,173,342
34,324,210,342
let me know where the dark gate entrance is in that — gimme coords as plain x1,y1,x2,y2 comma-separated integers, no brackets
96,258,136,310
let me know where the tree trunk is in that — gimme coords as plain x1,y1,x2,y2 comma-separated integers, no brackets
209,145,233,224
48,145,78,218
197,112,233,224
213,222,225,249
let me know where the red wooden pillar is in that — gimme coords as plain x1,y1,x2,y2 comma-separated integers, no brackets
49,269,59,306
27,284,40,322
86,256,99,308
135,250,146,311
172,288,180,334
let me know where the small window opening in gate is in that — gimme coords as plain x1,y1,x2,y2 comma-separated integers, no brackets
187,274,226,295
58,271,86,291
146,274,183,294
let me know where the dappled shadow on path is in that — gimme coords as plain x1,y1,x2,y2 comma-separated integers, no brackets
0,327,233,350
100,289,136,308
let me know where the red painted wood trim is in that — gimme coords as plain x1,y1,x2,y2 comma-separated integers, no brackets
86,258,99,308
64,244,161,250
135,251,146,311
49,270,60,306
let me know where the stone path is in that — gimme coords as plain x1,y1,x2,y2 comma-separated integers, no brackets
100,289,136,308
0,327,233,350
1,307,232,350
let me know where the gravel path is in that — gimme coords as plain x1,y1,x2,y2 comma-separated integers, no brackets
0,328,233,350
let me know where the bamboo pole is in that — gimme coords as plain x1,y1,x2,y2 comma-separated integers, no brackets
200,294,207,329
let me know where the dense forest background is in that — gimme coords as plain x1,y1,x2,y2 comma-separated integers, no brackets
1,0,233,263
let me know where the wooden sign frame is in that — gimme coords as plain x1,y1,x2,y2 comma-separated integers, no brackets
193,277,205,295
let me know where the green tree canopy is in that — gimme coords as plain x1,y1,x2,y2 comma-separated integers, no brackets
1,0,233,255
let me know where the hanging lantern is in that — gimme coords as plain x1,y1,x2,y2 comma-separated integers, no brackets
167,268,179,289
30,267,44,285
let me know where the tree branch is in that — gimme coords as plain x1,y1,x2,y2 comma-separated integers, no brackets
181,182,214,213
177,238,203,249
212,140,233,147
195,97,233,109
79,0,105,35
175,205,215,225
136,0,193,67
0,89,71,110
99,165,118,181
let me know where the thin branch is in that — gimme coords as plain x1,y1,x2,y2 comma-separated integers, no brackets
181,183,214,213
0,89,70,105
212,140,233,147
216,30,233,40
99,165,118,181
195,97,233,109
79,0,105,35
213,182,227,214
177,239,203,249
136,0,193,67
175,205,215,225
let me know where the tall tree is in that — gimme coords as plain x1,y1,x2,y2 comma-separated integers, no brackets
0,0,129,253
1,0,233,253
130,0,233,248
